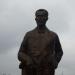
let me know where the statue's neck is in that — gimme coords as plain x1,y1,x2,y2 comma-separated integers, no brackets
37,25,46,33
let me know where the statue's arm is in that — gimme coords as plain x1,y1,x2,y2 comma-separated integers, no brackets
54,35,63,64
18,33,32,65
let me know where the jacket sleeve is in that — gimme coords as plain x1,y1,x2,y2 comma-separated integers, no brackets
54,35,63,64
18,32,31,64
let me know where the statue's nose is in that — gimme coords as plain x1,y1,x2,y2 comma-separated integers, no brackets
36,16,46,20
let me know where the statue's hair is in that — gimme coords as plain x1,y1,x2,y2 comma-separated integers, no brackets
35,9,48,16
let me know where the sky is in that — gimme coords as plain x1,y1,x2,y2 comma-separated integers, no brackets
0,0,75,75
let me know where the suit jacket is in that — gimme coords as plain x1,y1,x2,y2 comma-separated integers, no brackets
18,27,63,69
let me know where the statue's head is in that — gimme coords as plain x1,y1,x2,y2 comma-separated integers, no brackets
35,9,48,27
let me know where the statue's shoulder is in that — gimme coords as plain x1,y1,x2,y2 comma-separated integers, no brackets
47,28,58,38
25,27,37,36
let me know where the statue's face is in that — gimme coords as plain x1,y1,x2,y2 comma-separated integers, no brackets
35,15,48,26
35,9,48,27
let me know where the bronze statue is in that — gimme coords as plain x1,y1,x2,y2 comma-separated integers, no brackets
18,9,63,75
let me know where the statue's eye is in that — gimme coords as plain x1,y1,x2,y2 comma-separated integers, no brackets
36,16,46,19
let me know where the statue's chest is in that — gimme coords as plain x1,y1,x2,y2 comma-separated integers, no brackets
28,32,53,49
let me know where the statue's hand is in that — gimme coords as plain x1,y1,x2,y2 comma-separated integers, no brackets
18,52,33,65
47,54,58,69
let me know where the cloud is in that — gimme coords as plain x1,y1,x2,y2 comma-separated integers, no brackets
0,0,64,53
0,0,34,53
0,0,67,52
0,47,20,75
